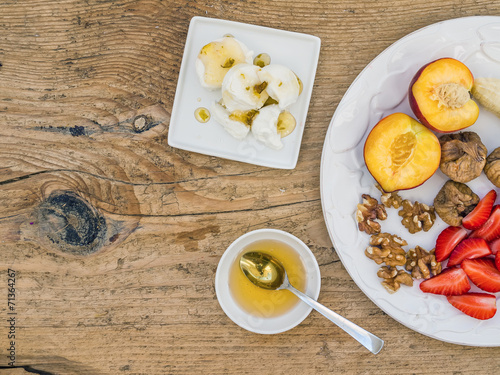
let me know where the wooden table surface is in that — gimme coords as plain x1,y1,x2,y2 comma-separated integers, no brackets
1,1,500,374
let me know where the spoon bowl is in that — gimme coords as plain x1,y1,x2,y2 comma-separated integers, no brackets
240,251,285,290
240,251,384,355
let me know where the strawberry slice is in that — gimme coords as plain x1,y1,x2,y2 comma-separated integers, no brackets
462,258,500,293
490,237,500,255
420,267,470,295
447,293,497,320
470,205,500,242
435,226,468,262
447,238,492,267
496,252,500,272
462,190,497,230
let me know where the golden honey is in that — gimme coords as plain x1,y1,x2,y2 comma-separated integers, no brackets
229,239,306,318
194,107,210,123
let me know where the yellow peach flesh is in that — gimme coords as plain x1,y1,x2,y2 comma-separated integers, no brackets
410,58,479,132
364,113,441,192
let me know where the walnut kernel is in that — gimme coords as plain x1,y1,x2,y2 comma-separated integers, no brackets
356,194,387,234
365,233,407,267
377,266,413,293
398,199,436,234
405,246,442,279
376,184,403,209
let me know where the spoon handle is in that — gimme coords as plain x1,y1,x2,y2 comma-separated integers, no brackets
287,285,384,354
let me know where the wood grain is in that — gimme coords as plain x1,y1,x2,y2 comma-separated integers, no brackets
1,0,500,374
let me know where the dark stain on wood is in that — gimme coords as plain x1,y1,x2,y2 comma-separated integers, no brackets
176,225,220,252
34,125,95,136
69,125,86,136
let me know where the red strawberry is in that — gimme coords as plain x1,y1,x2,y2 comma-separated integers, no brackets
420,267,470,295
462,258,500,293
470,205,500,242
435,226,468,262
462,190,497,230
447,238,492,267
447,293,497,320
496,252,500,272
490,237,500,255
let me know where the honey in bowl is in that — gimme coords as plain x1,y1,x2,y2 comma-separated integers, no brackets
229,239,306,318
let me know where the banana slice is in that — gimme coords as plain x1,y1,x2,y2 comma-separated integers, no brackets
196,37,253,90
251,105,283,150
472,77,500,118
276,111,296,138
221,63,269,112
211,101,250,140
257,64,301,109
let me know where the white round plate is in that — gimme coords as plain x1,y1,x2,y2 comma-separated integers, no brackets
215,229,321,334
320,16,500,346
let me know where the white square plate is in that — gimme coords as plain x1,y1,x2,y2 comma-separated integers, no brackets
168,16,321,169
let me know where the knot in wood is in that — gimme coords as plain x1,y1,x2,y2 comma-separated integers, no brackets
36,191,107,255
132,115,154,133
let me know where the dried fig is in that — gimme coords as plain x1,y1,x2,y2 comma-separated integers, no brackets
484,147,500,188
434,180,479,226
439,132,487,183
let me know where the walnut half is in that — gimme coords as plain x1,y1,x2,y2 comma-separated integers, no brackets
365,232,407,267
398,199,436,234
405,246,442,279
376,184,403,209
377,266,414,293
356,194,387,234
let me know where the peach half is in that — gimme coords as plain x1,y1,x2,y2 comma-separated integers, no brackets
364,113,441,192
409,58,479,133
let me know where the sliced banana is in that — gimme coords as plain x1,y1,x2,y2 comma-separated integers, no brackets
257,64,301,109
211,101,250,140
276,111,296,138
221,63,269,112
196,37,253,90
472,77,500,118
251,105,283,150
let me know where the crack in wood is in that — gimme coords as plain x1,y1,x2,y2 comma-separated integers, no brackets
30,116,164,136
0,167,279,187
0,366,55,375
96,197,321,218
318,259,341,267
0,170,51,186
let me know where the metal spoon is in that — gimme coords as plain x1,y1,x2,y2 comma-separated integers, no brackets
240,251,384,354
